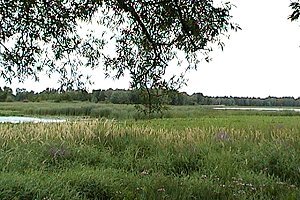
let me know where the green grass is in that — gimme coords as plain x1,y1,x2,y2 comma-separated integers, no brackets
0,107,299,199
0,102,138,119
1,101,300,120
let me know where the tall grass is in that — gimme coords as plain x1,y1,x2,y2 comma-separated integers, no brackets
0,117,299,199
1,102,300,120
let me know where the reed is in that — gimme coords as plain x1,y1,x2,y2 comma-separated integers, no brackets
1,102,300,120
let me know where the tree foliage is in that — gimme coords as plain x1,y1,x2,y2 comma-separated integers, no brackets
0,0,239,114
4,86,300,108
290,1,300,21
0,0,104,86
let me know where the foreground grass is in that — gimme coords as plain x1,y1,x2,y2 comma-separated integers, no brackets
0,117,299,199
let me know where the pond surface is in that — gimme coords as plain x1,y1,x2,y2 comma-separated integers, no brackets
214,107,300,112
0,116,66,123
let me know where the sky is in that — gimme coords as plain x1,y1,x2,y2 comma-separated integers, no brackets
3,0,300,98
182,0,300,98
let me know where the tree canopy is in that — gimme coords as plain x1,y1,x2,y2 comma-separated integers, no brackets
290,1,300,21
0,0,238,85
0,0,239,114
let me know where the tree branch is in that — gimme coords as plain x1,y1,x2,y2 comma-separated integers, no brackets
0,41,20,66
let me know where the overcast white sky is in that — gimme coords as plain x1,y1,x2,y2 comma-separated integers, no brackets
5,0,300,98
181,0,300,98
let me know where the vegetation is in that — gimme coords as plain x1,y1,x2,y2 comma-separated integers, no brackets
0,2,299,198
290,1,300,21
1,101,300,121
0,0,240,114
2,87,300,109
0,109,299,199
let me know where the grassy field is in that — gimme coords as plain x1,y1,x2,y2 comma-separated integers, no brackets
0,102,299,199
1,101,300,119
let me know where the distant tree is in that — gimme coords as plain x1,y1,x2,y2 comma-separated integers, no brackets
129,90,141,104
169,90,185,105
91,90,101,103
104,89,114,102
15,88,27,101
37,88,59,102
96,90,105,102
194,93,205,105
15,88,35,102
0,86,14,102
0,88,6,101
109,90,131,104
3,86,14,102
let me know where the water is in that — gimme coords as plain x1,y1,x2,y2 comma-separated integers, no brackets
214,107,300,112
0,116,66,123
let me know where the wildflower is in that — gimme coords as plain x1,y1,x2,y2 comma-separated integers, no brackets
141,170,149,176
215,131,230,141
201,175,207,179
157,188,166,192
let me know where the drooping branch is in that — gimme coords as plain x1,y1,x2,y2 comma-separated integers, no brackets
117,0,157,50
0,0,239,113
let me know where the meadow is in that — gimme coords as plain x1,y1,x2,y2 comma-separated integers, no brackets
0,101,299,119
0,102,299,199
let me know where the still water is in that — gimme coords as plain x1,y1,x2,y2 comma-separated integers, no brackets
214,107,300,112
0,116,65,123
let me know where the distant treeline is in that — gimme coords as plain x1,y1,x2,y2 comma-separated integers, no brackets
1,86,300,107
